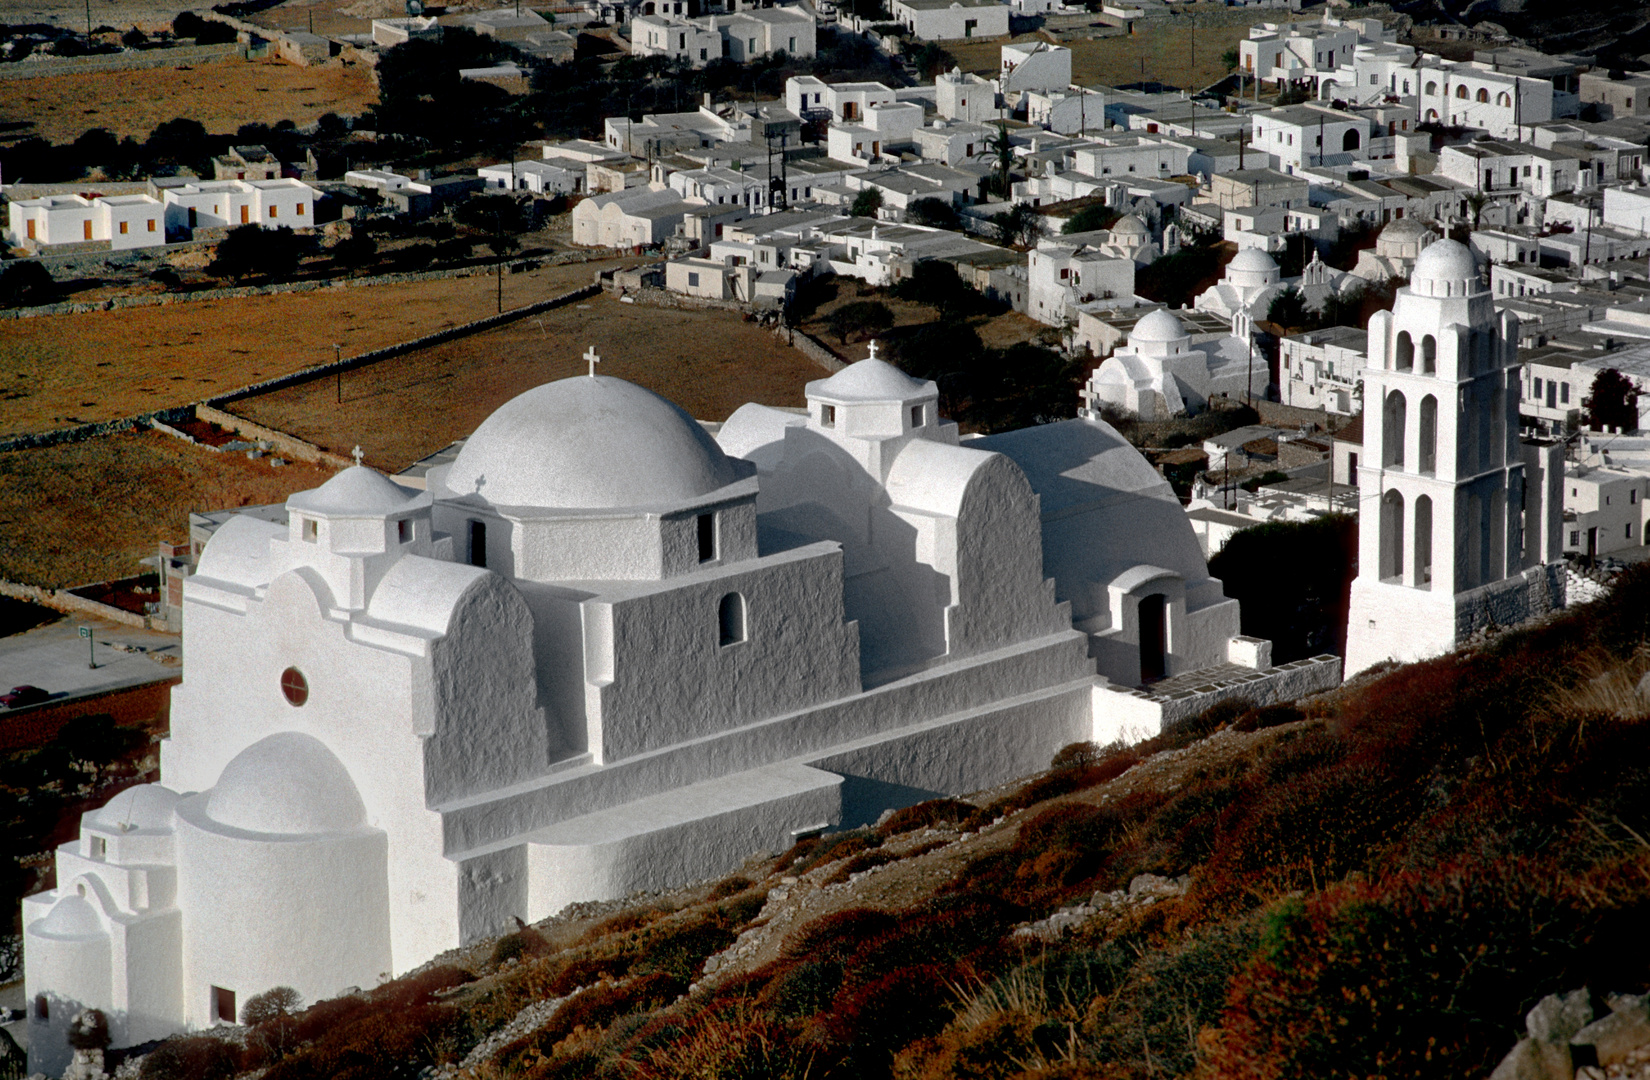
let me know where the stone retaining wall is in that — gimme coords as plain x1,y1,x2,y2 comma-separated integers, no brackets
211,282,603,405
0,578,150,629
191,405,353,467
1454,563,1566,640
784,327,846,373
0,406,193,455
0,43,245,80
1096,653,1344,742
0,252,612,321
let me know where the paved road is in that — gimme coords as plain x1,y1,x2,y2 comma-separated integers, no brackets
0,616,178,704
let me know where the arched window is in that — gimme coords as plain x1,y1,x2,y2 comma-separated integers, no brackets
1381,489,1406,581
1384,389,1407,468
1456,84,1469,99
1426,108,1439,122
1414,495,1433,587
1342,128,1361,152
1395,330,1414,371
1497,91,1511,106
718,592,746,646
1476,87,1489,103
1419,395,1438,474
1425,81,1437,95
1421,334,1437,374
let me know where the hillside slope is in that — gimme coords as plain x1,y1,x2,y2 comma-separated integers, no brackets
111,568,1650,1080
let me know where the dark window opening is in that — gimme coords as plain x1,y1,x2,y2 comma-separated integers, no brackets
910,404,923,427
468,521,487,568
34,996,47,1021
91,837,106,859
397,519,412,544
212,986,236,1024
821,404,836,428
718,592,746,646
280,667,309,707
698,513,717,562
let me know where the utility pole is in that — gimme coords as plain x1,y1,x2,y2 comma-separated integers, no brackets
85,0,92,40
334,343,342,403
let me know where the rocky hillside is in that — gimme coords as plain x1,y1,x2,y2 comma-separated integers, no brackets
99,567,1650,1080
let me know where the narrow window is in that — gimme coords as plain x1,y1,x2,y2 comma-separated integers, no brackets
697,513,717,562
910,404,923,427
302,518,318,542
468,521,487,568
34,996,47,1021
820,404,836,428
84,220,93,240
296,203,305,216
147,219,156,232
397,519,412,544
119,221,129,235
718,592,746,646
91,836,106,859
212,986,237,1024
280,667,309,707
269,206,277,219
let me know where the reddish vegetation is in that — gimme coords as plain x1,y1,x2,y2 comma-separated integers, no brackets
123,568,1650,1080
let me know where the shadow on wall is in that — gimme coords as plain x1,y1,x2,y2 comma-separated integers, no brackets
834,774,947,830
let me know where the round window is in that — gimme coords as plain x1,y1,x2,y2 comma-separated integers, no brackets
280,667,309,707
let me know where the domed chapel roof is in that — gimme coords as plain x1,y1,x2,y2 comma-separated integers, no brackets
205,732,368,836
445,375,744,510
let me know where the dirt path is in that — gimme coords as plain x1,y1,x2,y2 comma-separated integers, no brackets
228,293,828,471
0,258,627,440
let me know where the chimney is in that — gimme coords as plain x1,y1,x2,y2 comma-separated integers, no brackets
704,92,713,108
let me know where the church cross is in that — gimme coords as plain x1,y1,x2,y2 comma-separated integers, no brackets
584,346,601,378
867,340,879,362
352,445,364,467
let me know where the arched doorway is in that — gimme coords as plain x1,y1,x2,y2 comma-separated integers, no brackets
1138,594,1167,684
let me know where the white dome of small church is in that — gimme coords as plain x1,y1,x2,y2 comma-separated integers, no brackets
1409,238,1479,298
1129,308,1189,348
92,784,180,832
288,466,425,517
1112,214,1149,237
31,895,105,941
444,375,743,509
808,356,932,402
204,732,368,836
1226,247,1280,288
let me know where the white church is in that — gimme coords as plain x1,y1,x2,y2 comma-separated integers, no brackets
1079,308,1256,420
22,351,1340,1074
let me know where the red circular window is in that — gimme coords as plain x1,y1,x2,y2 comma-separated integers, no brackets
280,667,309,707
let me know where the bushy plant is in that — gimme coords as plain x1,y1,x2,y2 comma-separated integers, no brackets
139,1037,238,1080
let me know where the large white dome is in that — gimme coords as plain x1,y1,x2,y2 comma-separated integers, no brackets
205,732,367,836
445,376,743,510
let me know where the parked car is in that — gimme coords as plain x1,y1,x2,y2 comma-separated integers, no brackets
0,685,49,708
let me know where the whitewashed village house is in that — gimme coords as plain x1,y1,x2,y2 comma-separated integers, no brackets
23,356,1338,1074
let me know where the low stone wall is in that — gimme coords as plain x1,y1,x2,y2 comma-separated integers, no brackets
1096,653,1344,741
784,327,846,373
0,43,245,80
211,281,603,405
0,406,192,455
192,404,353,467
1455,563,1566,640
0,578,150,630
0,253,612,321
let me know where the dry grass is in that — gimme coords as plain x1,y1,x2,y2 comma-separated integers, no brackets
0,429,333,587
0,57,378,145
945,19,1257,92
0,258,626,439
226,293,828,471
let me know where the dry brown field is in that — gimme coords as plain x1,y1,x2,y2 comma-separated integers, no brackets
947,20,1252,92
0,258,626,439
0,429,334,587
0,57,378,145
227,293,829,471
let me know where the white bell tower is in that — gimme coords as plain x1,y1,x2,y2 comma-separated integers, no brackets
1344,239,1564,675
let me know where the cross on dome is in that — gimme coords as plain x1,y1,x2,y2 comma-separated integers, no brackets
352,445,364,467
867,340,879,362
584,346,601,378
